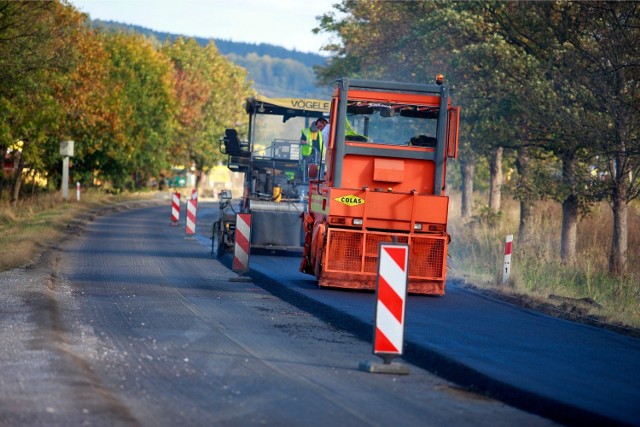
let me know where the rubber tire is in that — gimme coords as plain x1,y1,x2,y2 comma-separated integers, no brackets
211,222,221,257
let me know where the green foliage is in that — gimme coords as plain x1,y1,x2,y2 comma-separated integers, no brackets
448,197,640,327
469,202,504,228
162,38,252,182
0,1,255,196
315,0,639,275
92,19,326,67
102,31,178,188
507,149,561,202
90,19,328,98
0,1,88,204
228,53,323,98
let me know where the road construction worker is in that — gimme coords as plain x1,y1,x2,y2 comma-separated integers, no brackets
345,117,367,141
300,117,328,161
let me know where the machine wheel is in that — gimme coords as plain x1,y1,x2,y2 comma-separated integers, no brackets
211,221,223,258
312,223,326,278
314,248,323,279
211,221,218,256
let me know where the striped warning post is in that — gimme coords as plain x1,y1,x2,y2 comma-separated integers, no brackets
185,189,198,236
360,242,410,374
502,234,513,284
232,213,251,274
374,243,409,356
171,192,180,225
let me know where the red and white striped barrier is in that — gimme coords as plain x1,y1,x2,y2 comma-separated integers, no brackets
502,235,513,284
360,242,410,374
374,243,409,356
232,213,251,274
171,192,180,225
185,189,198,236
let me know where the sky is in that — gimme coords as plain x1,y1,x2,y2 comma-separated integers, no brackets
68,0,341,54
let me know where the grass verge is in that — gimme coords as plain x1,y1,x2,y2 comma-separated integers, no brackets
448,194,640,332
0,190,157,271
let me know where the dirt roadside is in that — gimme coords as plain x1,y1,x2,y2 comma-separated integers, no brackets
0,199,169,425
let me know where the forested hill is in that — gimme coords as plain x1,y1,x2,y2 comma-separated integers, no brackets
91,20,330,98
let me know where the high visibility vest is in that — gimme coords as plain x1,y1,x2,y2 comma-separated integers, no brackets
345,119,357,136
301,127,323,158
345,118,366,140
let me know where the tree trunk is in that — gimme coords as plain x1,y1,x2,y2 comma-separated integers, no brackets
561,195,578,263
10,152,25,207
30,169,37,198
460,157,475,220
560,152,578,264
516,147,535,242
488,147,503,212
194,169,203,190
520,200,534,241
0,146,7,202
609,161,629,276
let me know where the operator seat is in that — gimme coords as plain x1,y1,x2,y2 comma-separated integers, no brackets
223,129,249,157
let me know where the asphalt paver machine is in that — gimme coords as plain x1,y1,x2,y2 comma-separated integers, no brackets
213,95,330,257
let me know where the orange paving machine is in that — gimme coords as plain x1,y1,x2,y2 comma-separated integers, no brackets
299,77,460,295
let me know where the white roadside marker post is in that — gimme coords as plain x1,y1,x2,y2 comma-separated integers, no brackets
503,235,513,285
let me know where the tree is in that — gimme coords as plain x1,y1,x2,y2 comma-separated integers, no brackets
102,31,178,190
459,142,476,220
571,2,640,275
486,1,640,274
49,24,124,189
162,38,252,189
1,1,256,198
0,0,84,203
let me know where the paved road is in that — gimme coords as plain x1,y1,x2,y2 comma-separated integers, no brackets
197,201,640,427
244,254,640,427
196,200,639,426
0,201,555,426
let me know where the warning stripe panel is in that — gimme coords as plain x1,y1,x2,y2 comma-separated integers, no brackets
236,215,251,238
233,213,252,274
378,276,403,323
374,243,407,357
171,193,180,223
185,199,197,234
379,247,407,297
384,246,407,271
233,247,249,271
375,300,404,354
187,200,197,216
235,228,250,249
374,327,399,354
